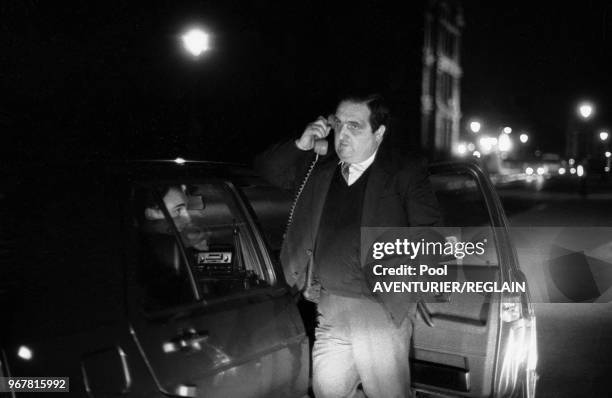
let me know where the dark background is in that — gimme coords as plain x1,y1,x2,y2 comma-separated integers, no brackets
2,1,612,163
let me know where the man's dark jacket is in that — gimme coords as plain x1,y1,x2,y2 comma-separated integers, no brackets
255,140,441,323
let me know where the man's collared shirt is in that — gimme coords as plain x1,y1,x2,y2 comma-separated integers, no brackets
340,150,378,186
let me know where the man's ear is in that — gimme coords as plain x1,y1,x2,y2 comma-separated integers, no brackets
144,207,164,220
374,125,386,143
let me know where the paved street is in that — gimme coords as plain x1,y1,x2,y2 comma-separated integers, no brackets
497,176,612,397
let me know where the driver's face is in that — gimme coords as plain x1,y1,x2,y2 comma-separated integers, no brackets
163,187,191,226
163,188,208,250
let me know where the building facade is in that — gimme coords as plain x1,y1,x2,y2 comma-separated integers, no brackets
421,0,464,159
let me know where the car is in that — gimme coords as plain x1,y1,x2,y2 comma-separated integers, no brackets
0,159,536,397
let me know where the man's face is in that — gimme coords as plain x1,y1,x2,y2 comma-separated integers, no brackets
333,101,385,164
145,187,191,229
163,187,190,222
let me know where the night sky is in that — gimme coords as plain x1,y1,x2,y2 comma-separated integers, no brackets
462,1,612,153
2,1,612,163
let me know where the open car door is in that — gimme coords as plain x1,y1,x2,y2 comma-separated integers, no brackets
411,162,537,398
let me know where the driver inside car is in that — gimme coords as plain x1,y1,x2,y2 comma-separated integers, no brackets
144,185,209,251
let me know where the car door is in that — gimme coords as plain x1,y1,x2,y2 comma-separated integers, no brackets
411,162,536,398
124,179,309,398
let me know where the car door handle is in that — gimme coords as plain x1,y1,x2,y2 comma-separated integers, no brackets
162,328,209,353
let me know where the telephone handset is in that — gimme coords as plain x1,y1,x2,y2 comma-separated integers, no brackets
312,137,328,156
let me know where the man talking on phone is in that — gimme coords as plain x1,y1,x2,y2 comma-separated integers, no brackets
256,93,440,398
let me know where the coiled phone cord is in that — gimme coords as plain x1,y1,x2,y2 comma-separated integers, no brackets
284,153,319,236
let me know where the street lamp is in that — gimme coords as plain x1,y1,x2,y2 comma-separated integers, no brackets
568,101,596,161
578,102,594,119
455,142,468,156
179,26,212,153
599,131,609,141
520,133,529,143
503,126,512,134
182,28,210,57
470,121,482,133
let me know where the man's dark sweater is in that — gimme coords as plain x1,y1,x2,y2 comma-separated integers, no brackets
314,164,371,296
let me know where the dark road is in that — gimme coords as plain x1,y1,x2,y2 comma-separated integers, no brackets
497,176,612,397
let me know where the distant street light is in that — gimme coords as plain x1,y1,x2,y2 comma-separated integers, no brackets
599,131,609,141
182,28,210,57
578,102,594,119
520,133,529,143
605,151,611,158
470,121,482,133
503,126,512,134
455,142,468,156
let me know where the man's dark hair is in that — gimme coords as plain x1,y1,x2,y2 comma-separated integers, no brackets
142,185,185,209
339,93,390,132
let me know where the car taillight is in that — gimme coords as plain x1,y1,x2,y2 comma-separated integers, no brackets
501,300,522,323
496,293,538,397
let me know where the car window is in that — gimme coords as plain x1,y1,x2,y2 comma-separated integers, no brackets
430,170,499,267
133,182,271,312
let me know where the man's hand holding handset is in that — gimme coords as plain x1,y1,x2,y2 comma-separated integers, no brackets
295,116,331,155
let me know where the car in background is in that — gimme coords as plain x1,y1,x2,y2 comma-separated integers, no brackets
0,160,536,397
539,153,564,176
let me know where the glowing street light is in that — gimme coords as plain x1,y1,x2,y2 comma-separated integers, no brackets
503,126,512,134
606,151,611,158
182,28,210,57
455,142,468,156
578,102,594,119
520,133,529,143
599,131,609,141
470,121,482,133
17,346,33,361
